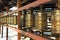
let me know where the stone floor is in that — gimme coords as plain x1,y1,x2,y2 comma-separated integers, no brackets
0,25,55,40
0,25,31,40
0,26,17,40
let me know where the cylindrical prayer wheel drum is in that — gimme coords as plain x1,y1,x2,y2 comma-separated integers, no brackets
51,9,60,34
20,11,25,27
25,10,33,28
35,12,47,32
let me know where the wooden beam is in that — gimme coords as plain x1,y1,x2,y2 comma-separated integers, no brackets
58,0,60,8
6,26,8,40
6,6,9,14
1,25,3,38
1,11,4,38
6,6,9,40
16,0,50,11
17,0,21,40
0,23,1,34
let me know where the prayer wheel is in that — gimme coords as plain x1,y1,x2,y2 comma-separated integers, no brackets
25,10,33,28
35,12,47,32
51,0,60,40
20,11,25,29
51,9,60,34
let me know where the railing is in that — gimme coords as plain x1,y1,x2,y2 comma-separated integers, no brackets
0,0,51,40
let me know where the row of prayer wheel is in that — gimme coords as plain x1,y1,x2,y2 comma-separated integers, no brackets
20,9,47,33
0,7,60,40
20,8,60,40
0,8,60,34
0,15,17,25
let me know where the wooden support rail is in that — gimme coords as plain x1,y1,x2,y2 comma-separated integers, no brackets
1,25,3,38
4,25,48,40
16,0,50,11
0,23,1,34
0,0,50,17
0,0,51,40
6,6,9,40
17,0,21,40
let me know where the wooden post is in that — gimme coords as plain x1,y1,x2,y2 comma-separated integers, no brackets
6,26,8,40
1,25,3,38
0,23,1,34
59,35,60,40
6,6,9,40
56,36,60,40
17,0,21,40
1,11,4,38
58,0,60,8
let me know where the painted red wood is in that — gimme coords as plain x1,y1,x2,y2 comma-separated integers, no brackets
16,0,50,11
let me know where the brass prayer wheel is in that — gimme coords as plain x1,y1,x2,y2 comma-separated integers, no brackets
3,17,7,24
35,12,47,32
20,11,25,27
1,17,4,23
51,9,60,34
25,10,33,28
0,18,2,23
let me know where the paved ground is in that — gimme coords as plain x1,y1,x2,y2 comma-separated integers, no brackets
0,26,17,40
0,26,56,40
0,26,30,40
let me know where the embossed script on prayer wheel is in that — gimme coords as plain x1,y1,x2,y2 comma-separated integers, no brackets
35,12,47,32
25,10,33,28
52,10,60,34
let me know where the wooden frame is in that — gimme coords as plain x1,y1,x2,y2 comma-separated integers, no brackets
0,0,51,40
